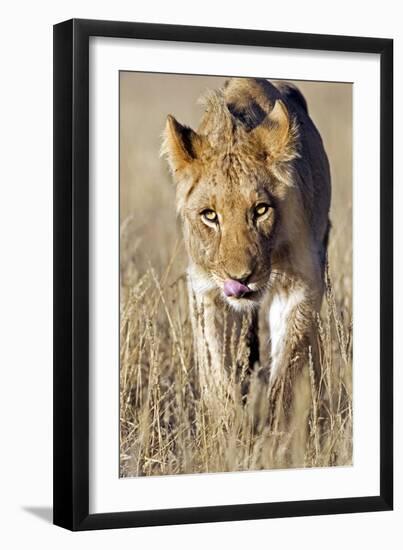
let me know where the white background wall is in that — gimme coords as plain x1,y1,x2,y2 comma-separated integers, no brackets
0,1,400,547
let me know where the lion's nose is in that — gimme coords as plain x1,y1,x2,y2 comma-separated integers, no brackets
226,267,253,284
223,279,252,298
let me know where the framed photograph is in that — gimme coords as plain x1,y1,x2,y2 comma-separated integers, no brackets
53,19,393,530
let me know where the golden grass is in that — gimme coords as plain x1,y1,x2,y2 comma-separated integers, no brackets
119,228,352,477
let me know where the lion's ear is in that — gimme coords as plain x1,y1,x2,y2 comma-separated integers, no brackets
253,100,297,162
162,115,204,176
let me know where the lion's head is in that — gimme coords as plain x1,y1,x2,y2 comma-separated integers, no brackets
162,78,300,310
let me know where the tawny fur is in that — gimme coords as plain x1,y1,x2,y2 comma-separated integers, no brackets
162,78,331,412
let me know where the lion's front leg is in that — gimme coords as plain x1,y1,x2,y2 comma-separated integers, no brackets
267,286,318,466
268,287,313,379
189,287,226,392
188,281,259,397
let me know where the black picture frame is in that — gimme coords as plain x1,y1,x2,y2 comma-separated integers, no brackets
53,18,393,531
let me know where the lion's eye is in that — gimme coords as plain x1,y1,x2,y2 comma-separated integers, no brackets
201,209,218,223
255,203,270,217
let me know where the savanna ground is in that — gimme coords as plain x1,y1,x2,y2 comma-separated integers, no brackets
119,73,353,477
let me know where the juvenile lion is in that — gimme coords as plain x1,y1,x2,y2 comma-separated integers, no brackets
163,78,331,401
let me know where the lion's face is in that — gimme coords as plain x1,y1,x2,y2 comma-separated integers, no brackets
162,79,298,310
181,154,278,309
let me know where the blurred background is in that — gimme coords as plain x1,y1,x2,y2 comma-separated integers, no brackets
120,72,352,307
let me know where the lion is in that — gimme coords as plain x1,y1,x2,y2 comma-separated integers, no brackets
162,78,331,410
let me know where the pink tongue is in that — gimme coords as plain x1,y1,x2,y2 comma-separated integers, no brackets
224,279,251,298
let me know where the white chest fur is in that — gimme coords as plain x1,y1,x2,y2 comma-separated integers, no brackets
268,288,305,378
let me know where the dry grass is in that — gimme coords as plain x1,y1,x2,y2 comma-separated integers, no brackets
119,229,352,477
119,73,353,477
